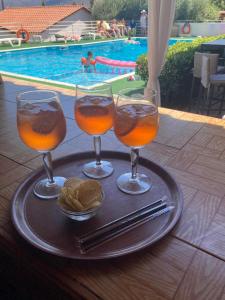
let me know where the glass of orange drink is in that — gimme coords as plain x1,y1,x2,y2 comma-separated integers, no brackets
17,90,67,199
114,88,159,194
75,82,114,179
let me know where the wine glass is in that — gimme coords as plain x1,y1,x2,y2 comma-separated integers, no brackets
75,82,114,179
17,90,67,199
113,88,159,194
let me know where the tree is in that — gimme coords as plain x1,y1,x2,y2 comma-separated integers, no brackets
92,0,125,20
175,0,192,20
175,0,218,21
211,0,225,10
92,0,147,20
90,0,95,7
117,0,148,20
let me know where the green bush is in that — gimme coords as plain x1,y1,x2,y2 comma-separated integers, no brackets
136,35,225,107
135,54,148,82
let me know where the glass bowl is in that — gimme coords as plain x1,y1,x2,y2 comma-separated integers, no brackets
58,192,104,221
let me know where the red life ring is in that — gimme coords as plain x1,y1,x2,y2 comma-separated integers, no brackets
181,22,191,35
16,29,30,42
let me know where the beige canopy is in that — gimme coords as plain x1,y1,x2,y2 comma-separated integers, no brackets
145,0,176,105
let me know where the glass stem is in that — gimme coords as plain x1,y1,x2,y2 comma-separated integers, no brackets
43,152,54,184
131,148,139,180
94,136,101,166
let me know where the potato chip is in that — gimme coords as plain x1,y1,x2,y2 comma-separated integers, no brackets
58,177,103,212
58,198,73,211
78,180,102,207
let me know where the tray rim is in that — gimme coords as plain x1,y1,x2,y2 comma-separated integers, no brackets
11,150,183,260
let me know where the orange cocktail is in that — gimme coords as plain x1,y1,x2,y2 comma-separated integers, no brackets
17,101,66,152
113,89,159,195
75,83,114,179
75,95,114,135
114,103,158,148
17,90,67,199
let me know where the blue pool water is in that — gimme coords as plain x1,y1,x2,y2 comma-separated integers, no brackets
0,38,193,85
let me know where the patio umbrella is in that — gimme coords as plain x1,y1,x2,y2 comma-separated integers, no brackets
145,0,176,106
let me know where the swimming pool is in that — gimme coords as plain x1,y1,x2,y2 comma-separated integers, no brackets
0,38,193,86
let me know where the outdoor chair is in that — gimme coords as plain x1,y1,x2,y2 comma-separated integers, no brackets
200,55,225,115
0,37,22,47
81,31,103,40
189,52,225,109
54,34,67,43
189,52,219,107
31,35,43,43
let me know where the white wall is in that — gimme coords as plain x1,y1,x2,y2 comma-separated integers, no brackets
176,22,225,37
61,9,92,23
0,28,16,39
42,9,93,39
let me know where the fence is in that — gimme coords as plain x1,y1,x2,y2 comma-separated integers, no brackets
2,18,225,43
0,20,98,41
176,19,225,23
175,21,225,37
0,20,145,43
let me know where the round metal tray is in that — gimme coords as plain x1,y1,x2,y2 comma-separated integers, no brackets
11,151,183,260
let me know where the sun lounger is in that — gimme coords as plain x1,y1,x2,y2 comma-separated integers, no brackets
82,31,103,40
0,37,22,47
54,34,67,43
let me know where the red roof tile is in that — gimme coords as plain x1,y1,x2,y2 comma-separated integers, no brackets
0,5,90,33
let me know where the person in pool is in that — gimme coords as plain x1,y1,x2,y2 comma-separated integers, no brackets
124,37,140,45
81,51,96,72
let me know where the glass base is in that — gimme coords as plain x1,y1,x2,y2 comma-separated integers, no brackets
83,160,114,179
117,172,151,195
33,176,67,199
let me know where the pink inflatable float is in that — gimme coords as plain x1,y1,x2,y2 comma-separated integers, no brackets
95,56,136,68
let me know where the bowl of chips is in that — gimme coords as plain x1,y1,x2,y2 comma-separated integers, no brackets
57,177,104,221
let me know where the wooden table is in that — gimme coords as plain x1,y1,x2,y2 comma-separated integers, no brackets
1,77,225,299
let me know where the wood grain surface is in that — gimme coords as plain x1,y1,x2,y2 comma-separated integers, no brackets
1,76,225,299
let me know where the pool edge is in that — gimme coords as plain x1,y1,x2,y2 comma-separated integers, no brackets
0,38,127,53
1,70,135,90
